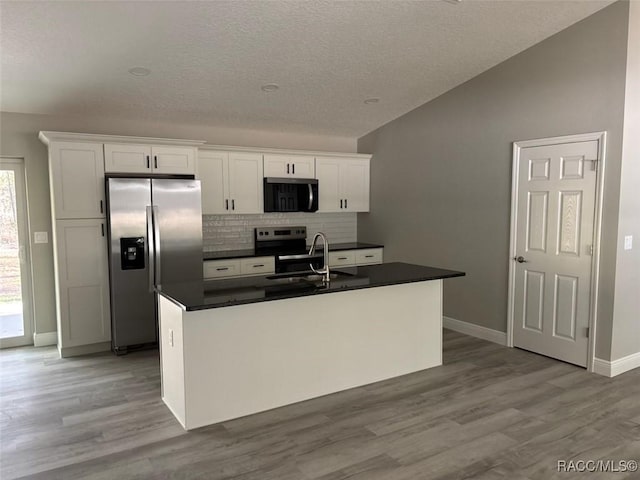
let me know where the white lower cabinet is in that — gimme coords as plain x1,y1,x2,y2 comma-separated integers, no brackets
328,251,356,267
54,219,111,354
329,248,384,267
204,256,275,280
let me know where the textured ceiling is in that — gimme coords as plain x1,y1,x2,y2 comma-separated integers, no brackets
0,0,614,137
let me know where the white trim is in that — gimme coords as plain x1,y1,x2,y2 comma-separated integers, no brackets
507,132,606,373
37,131,370,160
33,331,57,347
200,144,371,159
38,131,206,147
443,316,507,346
593,352,640,377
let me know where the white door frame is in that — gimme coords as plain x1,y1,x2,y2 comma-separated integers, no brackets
0,156,35,348
507,132,606,373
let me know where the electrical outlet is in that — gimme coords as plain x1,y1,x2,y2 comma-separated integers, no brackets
624,235,633,250
169,329,174,347
34,232,48,244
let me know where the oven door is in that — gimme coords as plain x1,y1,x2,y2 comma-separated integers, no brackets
275,252,324,274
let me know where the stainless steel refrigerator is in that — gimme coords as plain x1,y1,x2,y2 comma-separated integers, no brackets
106,177,202,354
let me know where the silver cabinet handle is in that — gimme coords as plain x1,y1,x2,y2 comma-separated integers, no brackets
345,198,348,209
101,223,104,237
340,199,343,209
253,264,265,268
338,256,347,260
515,256,528,263
364,255,374,258
154,155,158,169
232,199,235,210
225,199,229,210
292,163,295,174
286,163,290,174
99,200,103,214
146,155,150,168
216,267,229,271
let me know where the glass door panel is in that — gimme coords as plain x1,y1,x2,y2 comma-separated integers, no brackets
0,158,33,347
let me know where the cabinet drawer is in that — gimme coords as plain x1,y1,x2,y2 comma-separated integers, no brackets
328,251,356,267
355,248,383,265
203,259,241,279
240,256,275,275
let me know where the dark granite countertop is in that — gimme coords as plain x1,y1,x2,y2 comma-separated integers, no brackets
157,262,465,311
203,242,383,261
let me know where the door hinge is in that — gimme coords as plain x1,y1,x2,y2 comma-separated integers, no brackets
588,159,598,171
584,327,590,338
588,244,594,256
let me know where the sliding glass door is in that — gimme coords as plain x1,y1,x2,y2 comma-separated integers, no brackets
0,158,33,348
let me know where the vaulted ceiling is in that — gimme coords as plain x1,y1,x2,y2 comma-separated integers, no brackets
0,1,614,137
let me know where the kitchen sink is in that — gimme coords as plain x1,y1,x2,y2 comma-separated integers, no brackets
266,270,355,284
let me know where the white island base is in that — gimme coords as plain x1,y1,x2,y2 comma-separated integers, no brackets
159,280,442,430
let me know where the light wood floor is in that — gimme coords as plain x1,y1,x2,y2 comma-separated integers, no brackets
1,330,639,480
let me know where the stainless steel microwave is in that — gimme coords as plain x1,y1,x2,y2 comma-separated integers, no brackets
263,178,319,212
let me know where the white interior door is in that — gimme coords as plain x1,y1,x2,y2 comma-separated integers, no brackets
0,158,34,348
512,140,598,367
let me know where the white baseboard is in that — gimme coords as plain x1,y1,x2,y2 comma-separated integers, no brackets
33,331,58,347
593,351,640,377
443,316,507,346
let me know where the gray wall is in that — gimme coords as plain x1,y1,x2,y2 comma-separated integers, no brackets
611,1,640,361
357,2,629,360
0,111,356,336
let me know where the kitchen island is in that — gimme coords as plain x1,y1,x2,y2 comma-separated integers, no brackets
157,262,464,430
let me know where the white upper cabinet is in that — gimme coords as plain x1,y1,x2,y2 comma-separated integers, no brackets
263,154,315,179
198,150,229,215
50,142,105,219
315,157,370,212
197,150,263,214
104,144,196,175
228,152,264,214
152,146,196,175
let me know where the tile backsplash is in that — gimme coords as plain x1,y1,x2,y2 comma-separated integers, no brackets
202,212,357,252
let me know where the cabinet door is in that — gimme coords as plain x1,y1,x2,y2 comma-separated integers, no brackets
203,259,241,279
104,144,152,174
55,219,111,347
197,151,229,214
342,159,370,212
50,142,106,219
239,256,275,275
328,250,356,267
355,248,383,265
152,146,196,175
263,155,289,177
264,154,315,178
315,157,342,212
228,152,263,214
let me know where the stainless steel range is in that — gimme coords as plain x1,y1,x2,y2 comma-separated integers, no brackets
254,226,323,274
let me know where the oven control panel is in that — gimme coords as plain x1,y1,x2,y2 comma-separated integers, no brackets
255,226,306,241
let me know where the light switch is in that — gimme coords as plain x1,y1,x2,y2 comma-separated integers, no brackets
34,232,48,244
624,235,633,250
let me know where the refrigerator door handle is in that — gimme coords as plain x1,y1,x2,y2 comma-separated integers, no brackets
152,205,162,287
146,206,155,292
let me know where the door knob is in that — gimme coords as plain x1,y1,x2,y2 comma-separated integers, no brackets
515,256,528,263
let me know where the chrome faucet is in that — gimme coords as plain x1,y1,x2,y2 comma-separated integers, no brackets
309,232,330,282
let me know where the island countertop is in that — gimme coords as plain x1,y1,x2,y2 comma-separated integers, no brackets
157,262,465,311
